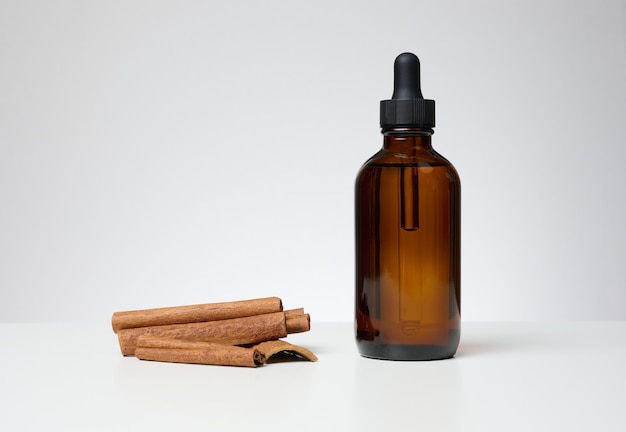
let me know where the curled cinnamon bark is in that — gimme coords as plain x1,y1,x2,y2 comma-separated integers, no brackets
254,340,318,362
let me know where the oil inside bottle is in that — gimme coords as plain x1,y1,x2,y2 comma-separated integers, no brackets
355,160,460,360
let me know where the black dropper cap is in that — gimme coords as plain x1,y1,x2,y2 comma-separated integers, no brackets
380,53,435,130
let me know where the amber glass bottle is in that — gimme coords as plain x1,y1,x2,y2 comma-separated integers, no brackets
355,53,460,360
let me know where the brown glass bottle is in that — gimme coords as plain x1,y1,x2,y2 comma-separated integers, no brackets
355,53,460,360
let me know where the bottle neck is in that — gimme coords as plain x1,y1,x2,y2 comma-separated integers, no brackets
382,127,433,154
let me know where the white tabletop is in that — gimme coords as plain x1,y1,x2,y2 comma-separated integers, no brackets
1,321,624,431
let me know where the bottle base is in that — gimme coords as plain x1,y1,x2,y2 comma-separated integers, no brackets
357,342,457,361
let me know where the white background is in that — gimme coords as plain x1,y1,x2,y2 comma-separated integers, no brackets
1,0,625,323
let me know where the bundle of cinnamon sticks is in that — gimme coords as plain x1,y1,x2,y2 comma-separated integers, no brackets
112,297,317,367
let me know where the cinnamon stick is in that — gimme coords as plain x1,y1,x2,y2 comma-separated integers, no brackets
284,308,304,317
135,338,265,367
111,297,283,333
118,311,290,356
285,313,310,334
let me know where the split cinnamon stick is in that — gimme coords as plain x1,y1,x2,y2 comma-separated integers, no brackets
118,310,310,356
112,297,283,333
254,340,318,362
135,338,265,367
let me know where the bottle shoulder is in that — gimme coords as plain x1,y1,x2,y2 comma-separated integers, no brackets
362,148,454,168
356,148,461,186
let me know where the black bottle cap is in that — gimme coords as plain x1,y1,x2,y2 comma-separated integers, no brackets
380,53,435,129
